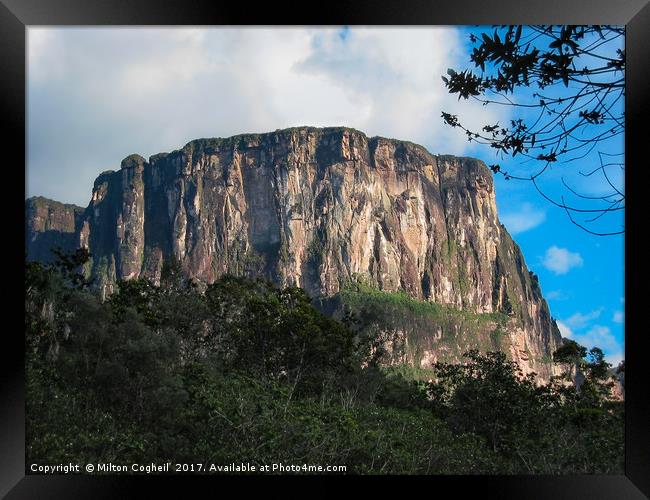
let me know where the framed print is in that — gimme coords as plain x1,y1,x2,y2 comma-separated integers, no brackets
3,0,649,497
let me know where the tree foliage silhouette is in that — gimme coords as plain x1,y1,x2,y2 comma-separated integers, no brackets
441,25,624,236
25,249,624,473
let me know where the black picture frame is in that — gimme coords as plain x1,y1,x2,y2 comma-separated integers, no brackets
3,0,648,497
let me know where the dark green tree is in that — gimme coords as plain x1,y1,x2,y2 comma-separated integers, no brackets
427,349,623,473
428,350,543,456
552,338,587,381
24,251,624,474
204,276,357,395
552,339,618,404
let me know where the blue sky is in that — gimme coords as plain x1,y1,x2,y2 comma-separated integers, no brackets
458,26,625,366
26,26,624,365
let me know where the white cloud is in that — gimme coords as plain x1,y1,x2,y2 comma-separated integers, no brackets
500,202,546,234
542,246,584,275
606,352,624,367
558,320,624,365
563,309,602,330
546,290,567,301
28,28,65,82
295,28,510,154
613,311,624,323
570,160,625,199
558,308,625,364
574,324,624,366
27,27,512,206
575,325,620,352
556,320,573,339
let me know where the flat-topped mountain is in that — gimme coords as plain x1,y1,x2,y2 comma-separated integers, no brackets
25,126,563,380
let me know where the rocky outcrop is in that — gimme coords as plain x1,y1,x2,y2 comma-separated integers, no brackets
25,197,86,263
25,126,564,380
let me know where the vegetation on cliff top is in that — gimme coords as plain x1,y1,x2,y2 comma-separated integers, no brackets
26,196,85,214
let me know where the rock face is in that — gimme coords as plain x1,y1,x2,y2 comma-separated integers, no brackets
25,126,563,380
25,197,86,263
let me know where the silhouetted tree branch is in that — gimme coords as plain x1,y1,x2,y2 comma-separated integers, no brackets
441,25,624,235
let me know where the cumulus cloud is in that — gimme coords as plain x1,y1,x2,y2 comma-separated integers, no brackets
294,28,509,152
500,202,546,234
558,316,623,365
563,309,603,330
574,325,623,360
542,246,584,275
557,320,624,365
605,351,624,367
546,290,567,301
556,320,573,339
27,27,511,206
613,311,624,323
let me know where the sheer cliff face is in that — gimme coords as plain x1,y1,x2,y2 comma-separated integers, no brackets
25,127,563,380
25,197,85,263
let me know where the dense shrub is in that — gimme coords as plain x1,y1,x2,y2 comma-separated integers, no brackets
25,252,623,474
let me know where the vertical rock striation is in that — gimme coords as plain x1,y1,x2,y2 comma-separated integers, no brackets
25,127,563,380
25,197,86,263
